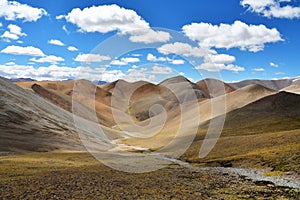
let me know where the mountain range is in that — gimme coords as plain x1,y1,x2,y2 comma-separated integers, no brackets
0,76,299,173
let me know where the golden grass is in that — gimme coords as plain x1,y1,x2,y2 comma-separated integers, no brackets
182,129,300,172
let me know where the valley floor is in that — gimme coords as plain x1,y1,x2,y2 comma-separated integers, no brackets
0,152,299,199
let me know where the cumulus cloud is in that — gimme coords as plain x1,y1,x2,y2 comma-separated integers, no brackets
147,53,170,62
182,20,283,52
110,60,127,66
1,24,26,41
208,54,236,64
171,59,185,65
253,67,265,71
270,62,279,67
196,63,245,72
0,62,173,83
196,53,244,72
146,53,185,65
126,67,150,81
62,4,170,43
158,42,214,57
0,63,126,82
129,29,171,44
74,53,111,63
121,57,140,63
241,0,300,19
30,55,64,64
0,63,157,82
111,57,140,65
5,61,15,65
67,46,78,51
48,39,64,46
152,65,173,74
0,0,47,22
1,45,45,56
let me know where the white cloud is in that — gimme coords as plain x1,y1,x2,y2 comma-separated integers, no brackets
171,59,185,65
121,57,140,63
158,42,214,57
275,71,285,75
149,54,184,65
1,45,45,56
0,0,47,22
5,61,15,65
63,4,170,43
241,0,300,19
62,25,70,34
129,29,171,44
67,46,78,51
56,15,64,20
146,53,170,62
0,63,126,82
48,39,64,46
270,62,279,67
0,62,170,83
253,68,265,71
111,57,140,65
30,55,64,64
196,63,245,72
196,53,244,72
74,53,111,63
110,59,127,66
0,22,2,27
1,24,26,41
207,54,236,64
152,65,173,74
126,67,149,81
182,20,283,52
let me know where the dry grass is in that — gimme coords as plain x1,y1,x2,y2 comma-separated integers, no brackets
182,129,300,173
0,152,298,199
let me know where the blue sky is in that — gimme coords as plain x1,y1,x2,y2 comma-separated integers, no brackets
0,0,299,83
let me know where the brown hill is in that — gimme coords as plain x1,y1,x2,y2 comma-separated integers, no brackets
159,76,210,101
196,78,235,98
205,91,300,137
16,80,115,126
121,84,276,150
182,91,300,172
229,78,294,91
0,77,124,153
194,84,276,123
281,84,300,95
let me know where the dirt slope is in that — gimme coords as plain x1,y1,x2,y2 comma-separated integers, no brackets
0,77,122,153
196,78,235,98
281,84,300,94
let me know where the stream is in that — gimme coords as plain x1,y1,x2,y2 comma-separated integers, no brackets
112,140,300,189
155,153,300,189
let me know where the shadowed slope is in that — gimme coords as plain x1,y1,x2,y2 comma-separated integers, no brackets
0,77,84,152
219,91,300,136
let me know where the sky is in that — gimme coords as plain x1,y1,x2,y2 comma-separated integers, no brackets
0,0,299,83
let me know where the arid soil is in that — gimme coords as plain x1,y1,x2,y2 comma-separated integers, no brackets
0,153,299,200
